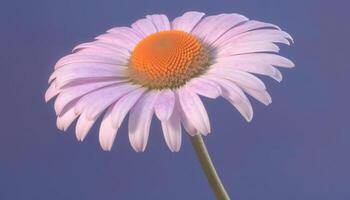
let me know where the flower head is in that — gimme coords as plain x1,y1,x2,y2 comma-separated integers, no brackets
46,11,294,152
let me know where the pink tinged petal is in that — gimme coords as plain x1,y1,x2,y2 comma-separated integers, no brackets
73,43,130,59
225,29,293,46
95,27,143,51
72,41,130,58
154,90,175,121
99,106,119,151
55,53,128,69
221,53,295,68
213,20,282,48
75,112,98,141
209,68,266,90
172,11,205,32
208,76,253,122
180,115,197,136
105,27,143,41
54,62,127,74
192,14,248,45
131,18,157,37
270,67,283,82
54,80,119,115
56,104,79,131
241,64,283,82
128,91,159,152
217,42,280,57
57,77,123,88
48,72,57,84
190,15,216,37
187,77,222,99
107,27,143,39
95,33,138,51
242,88,272,106
45,81,60,102
161,109,182,152
178,88,210,135
75,83,138,120
146,14,171,31
211,57,282,82
111,88,146,128
175,97,197,136
52,64,127,88
233,53,294,68
154,91,181,152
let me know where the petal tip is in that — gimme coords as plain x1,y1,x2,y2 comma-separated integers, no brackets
101,146,112,152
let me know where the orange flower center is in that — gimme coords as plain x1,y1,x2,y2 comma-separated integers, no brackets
129,30,209,89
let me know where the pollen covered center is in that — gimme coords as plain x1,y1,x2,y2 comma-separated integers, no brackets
129,30,209,89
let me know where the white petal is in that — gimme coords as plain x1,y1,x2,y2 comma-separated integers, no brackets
75,112,97,141
128,91,159,152
72,41,131,58
190,15,216,36
208,76,253,121
187,77,221,99
95,27,142,51
243,88,272,106
217,42,280,57
161,109,182,152
95,33,137,51
56,101,79,131
209,68,266,90
176,98,197,136
131,18,157,37
45,81,60,102
77,46,130,59
74,83,138,120
107,26,143,39
177,88,210,135
218,53,295,68
53,64,127,88
55,53,128,69
146,14,171,31
172,11,205,32
211,69,272,105
233,29,292,45
213,20,282,48
99,106,118,151
54,80,118,115
212,56,285,82
262,54,295,68
154,90,175,121
192,13,248,45
111,88,145,128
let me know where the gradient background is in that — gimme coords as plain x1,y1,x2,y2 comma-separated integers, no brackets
1,0,349,199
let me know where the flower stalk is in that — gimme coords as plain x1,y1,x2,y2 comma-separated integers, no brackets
190,135,230,200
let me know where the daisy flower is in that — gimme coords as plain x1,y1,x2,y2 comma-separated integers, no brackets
45,11,294,153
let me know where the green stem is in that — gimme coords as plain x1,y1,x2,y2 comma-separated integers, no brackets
190,135,231,200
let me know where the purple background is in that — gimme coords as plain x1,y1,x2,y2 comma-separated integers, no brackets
1,0,349,199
